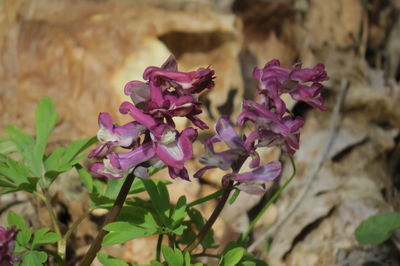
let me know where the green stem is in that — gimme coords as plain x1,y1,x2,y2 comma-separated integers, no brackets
63,207,95,243
156,234,163,261
187,189,224,208
78,173,136,266
33,191,65,260
240,157,296,242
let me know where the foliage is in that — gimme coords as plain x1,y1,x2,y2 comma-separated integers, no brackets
355,212,400,245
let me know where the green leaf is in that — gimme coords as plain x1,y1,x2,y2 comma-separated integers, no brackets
20,250,47,266
4,125,38,176
105,177,125,199
43,147,67,173
161,246,184,266
103,222,157,245
0,176,17,188
220,247,245,266
31,227,60,249
0,137,17,154
14,242,28,253
75,164,93,193
0,156,30,184
171,196,187,228
33,97,58,174
238,262,256,266
60,136,97,164
97,253,129,266
117,206,158,229
142,179,170,223
16,228,33,246
150,261,164,266
355,212,400,245
184,251,191,266
89,193,114,208
186,208,216,249
129,178,171,195
44,137,97,182
8,211,26,230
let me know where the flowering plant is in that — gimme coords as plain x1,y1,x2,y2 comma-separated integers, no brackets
0,55,327,265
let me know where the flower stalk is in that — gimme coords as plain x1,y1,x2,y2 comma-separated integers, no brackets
78,173,136,266
184,155,248,253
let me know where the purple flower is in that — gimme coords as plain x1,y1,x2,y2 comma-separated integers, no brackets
119,101,197,180
223,161,282,194
194,117,259,178
253,59,328,111
88,112,145,158
195,117,282,194
90,142,156,178
143,56,215,95
124,56,214,129
0,226,19,266
238,100,304,156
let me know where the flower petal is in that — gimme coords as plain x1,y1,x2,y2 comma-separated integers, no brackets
214,116,245,150
227,161,281,183
156,128,194,169
119,101,157,129
124,81,151,105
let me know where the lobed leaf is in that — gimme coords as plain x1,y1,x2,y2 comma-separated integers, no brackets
31,227,60,249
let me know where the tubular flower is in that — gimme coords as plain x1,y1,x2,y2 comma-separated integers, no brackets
88,112,145,158
195,117,281,194
194,117,262,178
196,59,328,194
90,55,213,180
253,59,328,112
237,59,327,157
124,55,215,129
0,226,20,266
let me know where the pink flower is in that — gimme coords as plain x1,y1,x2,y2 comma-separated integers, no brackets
0,226,20,266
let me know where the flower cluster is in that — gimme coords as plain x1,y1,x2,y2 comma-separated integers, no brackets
196,59,328,193
89,56,215,180
0,226,19,266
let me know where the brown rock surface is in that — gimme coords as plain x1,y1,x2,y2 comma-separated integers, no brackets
1,0,400,265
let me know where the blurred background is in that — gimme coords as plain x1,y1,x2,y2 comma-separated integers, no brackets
1,0,400,265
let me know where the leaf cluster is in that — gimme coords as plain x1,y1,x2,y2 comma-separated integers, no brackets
8,211,60,266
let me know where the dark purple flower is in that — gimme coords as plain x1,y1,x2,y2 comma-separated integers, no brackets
0,226,19,266
238,100,304,156
143,57,215,95
123,56,214,129
253,59,328,111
